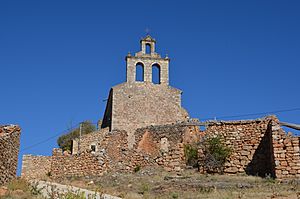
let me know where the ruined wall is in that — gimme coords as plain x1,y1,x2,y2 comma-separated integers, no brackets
110,83,189,148
0,125,21,185
21,116,300,180
50,148,109,179
22,125,194,179
21,155,52,180
202,118,274,176
72,128,109,155
202,116,300,179
271,119,300,179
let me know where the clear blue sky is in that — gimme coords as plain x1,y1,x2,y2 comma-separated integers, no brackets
0,0,299,174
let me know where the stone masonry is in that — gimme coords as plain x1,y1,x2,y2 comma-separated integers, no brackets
21,36,300,180
21,116,300,180
198,116,300,178
0,125,21,185
101,35,189,148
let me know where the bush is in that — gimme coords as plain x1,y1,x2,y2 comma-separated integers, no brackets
134,165,141,173
200,135,231,173
57,121,96,151
184,144,198,167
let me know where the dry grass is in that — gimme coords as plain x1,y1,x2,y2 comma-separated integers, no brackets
56,167,300,199
0,178,40,199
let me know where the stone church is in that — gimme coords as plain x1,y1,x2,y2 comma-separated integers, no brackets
101,35,189,147
21,36,300,180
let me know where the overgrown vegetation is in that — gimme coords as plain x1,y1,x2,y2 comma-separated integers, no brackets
134,165,141,173
184,144,198,167
57,121,96,151
201,135,232,173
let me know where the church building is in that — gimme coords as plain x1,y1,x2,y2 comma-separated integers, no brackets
101,35,189,147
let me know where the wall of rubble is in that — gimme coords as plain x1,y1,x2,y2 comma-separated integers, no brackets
50,148,109,179
201,117,274,177
21,125,195,179
202,116,300,179
72,128,109,155
0,125,21,185
21,155,52,180
21,116,300,180
271,118,300,179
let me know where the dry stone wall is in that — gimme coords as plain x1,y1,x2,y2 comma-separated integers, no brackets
0,125,21,185
271,118,300,179
72,128,109,155
201,116,300,179
21,116,300,180
201,117,274,177
21,155,51,180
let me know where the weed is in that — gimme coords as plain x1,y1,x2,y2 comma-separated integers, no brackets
134,165,141,173
184,144,198,167
171,192,179,199
7,178,30,192
138,183,149,195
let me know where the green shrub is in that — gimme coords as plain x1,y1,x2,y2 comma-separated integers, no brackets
201,135,231,173
207,136,231,165
134,165,141,173
184,144,198,167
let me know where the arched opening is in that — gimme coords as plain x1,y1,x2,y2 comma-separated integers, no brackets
152,64,160,84
136,63,144,82
146,43,151,54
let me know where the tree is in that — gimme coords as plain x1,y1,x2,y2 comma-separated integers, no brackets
57,121,96,151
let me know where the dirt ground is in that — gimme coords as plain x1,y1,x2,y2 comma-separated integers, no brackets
56,166,300,199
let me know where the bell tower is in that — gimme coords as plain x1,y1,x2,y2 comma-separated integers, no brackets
125,35,170,85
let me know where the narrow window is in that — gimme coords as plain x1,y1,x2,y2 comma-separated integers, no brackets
152,64,161,84
91,144,96,152
146,43,151,54
136,63,144,81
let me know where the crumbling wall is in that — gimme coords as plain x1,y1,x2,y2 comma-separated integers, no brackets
50,148,109,179
0,125,21,185
202,117,275,177
21,116,300,180
201,116,300,179
72,128,109,155
21,155,52,180
271,118,300,179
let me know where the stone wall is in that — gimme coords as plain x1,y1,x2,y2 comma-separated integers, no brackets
21,155,51,180
271,118,300,179
0,125,21,185
72,128,109,155
22,125,194,179
201,117,274,177
109,83,189,148
201,116,300,179
50,148,109,179
21,116,300,180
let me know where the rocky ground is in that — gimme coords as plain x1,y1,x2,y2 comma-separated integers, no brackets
55,166,300,199
1,167,299,198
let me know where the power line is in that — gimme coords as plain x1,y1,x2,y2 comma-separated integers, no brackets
20,107,300,153
20,123,80,152
201,107,300,121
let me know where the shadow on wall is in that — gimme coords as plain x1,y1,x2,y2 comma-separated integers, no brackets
245,121,276,178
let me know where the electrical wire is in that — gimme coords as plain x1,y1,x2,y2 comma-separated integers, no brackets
19,107,300,152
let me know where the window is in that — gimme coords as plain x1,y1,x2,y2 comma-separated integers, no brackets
152,63,160,84
136,63,144,81
146,43,151,54
91,144,96,152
